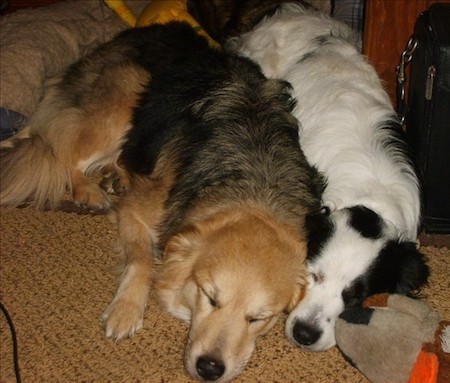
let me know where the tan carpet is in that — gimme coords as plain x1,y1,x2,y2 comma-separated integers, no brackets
1,205,449,383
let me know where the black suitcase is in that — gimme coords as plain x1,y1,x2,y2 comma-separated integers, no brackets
405,3,450,234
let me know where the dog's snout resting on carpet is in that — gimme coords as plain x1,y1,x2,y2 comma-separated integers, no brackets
154,212,311,381
91,22,323,382
187,0,430,352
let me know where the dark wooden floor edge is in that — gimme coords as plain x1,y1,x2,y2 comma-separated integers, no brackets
418,231,450,248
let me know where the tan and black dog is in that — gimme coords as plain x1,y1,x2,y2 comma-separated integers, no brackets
1,21,324,382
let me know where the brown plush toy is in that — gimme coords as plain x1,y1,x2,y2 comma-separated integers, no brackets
335,293,450,383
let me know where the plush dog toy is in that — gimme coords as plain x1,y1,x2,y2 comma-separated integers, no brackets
104,0,220,48
336,293,450,383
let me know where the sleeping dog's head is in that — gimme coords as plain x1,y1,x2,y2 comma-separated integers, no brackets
285,205,429,351
155,209,308,382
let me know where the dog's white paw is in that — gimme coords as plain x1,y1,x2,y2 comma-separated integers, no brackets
102,298,144,340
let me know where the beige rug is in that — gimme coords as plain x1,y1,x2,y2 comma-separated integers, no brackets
1,205,449,383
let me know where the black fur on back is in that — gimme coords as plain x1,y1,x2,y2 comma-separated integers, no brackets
119,22,324,247
347,206,383,240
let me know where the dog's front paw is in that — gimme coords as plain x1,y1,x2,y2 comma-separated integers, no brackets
100,171,129,196
72,182,111,211
102,298,144,340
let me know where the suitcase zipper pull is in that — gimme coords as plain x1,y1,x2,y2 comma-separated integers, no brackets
425,65,436,100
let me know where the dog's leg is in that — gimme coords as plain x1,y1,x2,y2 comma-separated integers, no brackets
102,206,153,340
71,169,111,210
102,176,170,340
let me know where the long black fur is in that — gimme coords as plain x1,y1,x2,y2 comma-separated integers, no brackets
119,22,324,249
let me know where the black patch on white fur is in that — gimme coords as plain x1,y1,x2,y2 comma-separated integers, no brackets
339,307,374,325
348,206,382,239
381,119,424,217
380,119,415,168
342,278,365,308
305,210,334,261
366,240,429,295
340,241,429,309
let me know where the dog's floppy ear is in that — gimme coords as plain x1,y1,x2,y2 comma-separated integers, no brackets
154,228,203,291
369,241,429,295
305,209,334,260
286,246,308,312
286,280,307,312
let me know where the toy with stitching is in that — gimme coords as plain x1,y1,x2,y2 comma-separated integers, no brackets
336,293,450,383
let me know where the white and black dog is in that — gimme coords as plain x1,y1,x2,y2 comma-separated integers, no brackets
188,0,429,351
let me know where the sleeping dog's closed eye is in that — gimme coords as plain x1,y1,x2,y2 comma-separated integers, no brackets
201,287,219,308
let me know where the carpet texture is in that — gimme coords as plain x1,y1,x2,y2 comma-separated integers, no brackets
1,205,449,383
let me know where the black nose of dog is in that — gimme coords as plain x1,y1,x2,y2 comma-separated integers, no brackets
196,356,225,381
293,320,322,346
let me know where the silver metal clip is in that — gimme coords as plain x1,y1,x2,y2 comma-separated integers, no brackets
397,37,418,124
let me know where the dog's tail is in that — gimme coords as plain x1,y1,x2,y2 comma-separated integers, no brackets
0,134,68,209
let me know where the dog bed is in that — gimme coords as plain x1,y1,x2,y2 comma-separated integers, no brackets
0,0,146,138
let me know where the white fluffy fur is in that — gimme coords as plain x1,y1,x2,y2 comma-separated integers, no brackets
228,4,421,351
